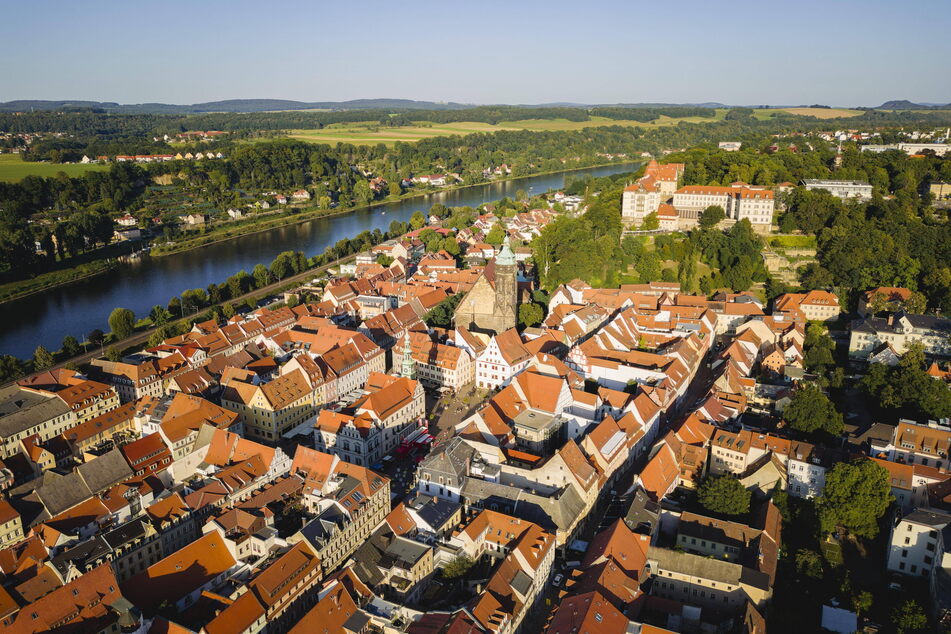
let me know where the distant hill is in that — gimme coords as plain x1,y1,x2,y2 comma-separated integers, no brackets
0,98,475,114
876,99,951,110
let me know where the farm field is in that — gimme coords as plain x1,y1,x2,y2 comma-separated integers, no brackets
285,112,728,146
0,153,109,182
771,107,863,119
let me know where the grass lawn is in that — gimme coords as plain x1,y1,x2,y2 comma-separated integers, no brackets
284,112,726,146
0,153,109,182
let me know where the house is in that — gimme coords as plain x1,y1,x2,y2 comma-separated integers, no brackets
291,189,312,201
220,369,314,443
850,313,951,359
121,531,239,614
475,328,532,389
179,213,207,226
774,290,841,323
858,286,914,317
288,447,391,575
227,208,244,220
396,332,474,390
116,214,137,227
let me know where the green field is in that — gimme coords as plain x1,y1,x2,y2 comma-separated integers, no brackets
285,112,729,146
0,154,109,182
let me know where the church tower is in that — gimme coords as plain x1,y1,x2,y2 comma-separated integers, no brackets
400,333,416,380
493,237,518,332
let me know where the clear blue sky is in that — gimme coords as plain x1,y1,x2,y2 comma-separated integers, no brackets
4,0,950,107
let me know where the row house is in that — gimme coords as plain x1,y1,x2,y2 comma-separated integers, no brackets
400,332,475,390
314,374,424,467
455,510,556,634
475,328,533,389
202,541,322,634
221,368,314,443
121,531,241,614
289,447,391,576
18,370,120,424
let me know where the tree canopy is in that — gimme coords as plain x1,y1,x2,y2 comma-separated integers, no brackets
784,383,844,439
108,307,136,339
697,475,751,517
816,459,892,538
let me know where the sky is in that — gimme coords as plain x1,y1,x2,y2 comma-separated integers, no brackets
3,0,950,107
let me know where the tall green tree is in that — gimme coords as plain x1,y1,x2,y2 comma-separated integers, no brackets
699,205,725,230
61,335,81,358
518,303,545,328
33,345,55,370
816,459,892,538
697,475,751,517
784,383,843,438
108,307,136,339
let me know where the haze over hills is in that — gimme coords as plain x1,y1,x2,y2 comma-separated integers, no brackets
876,99,951,109
0,98,948,115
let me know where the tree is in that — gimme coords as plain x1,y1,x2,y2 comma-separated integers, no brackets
0,355,24,383
485,224,506,246
88,329,105,347
853,590,873,617
892,600,927,634
147,327,169,348
794,549,824,579
424,294,463,329
441,236,460,256
699,205,726,230
784,383,843,438
816,459,892,538
150,305,171,326
33,345,55,370
105,346,122,362
222,303,236,318
518,303,544,328
410,211,426,230
353,180,373,205
253,263,271,288
442,555,475,580
108,307,136,339
640,211,659,231
697,475,751,517
61,335,80,358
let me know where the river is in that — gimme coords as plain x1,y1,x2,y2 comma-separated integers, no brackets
3,163,638,359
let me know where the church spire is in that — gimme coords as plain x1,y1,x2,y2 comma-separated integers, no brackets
496,235,516,266
400,332,416,379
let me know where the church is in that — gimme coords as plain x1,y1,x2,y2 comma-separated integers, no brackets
453,238,518,335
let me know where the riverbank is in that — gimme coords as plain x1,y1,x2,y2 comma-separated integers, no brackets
0,259,118,304
0,162,641,359
149,159,640,258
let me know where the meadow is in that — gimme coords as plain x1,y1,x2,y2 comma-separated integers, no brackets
284,112,729,146
0,153,108,182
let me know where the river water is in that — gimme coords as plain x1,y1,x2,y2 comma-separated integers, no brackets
3,163,637,358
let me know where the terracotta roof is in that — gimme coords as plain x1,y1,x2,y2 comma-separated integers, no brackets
121,531,237,613
7,564,122,634
547,590,630,634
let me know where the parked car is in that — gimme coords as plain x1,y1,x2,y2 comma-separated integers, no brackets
552,573,564,587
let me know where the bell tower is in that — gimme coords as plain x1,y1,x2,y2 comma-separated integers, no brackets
493,237,518,332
